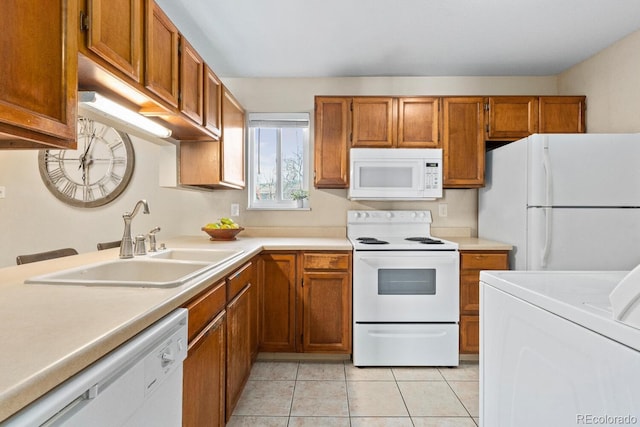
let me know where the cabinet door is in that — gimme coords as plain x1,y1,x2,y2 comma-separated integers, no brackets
145,0,179,107
221,87,246,188
441,97,486,188
460,315,480,354
183,311,225,427
204,65,222,138
397,97,440,148
82,0,142,82
301,271,351,353
180,37,204,125
0,0,77,148
486,96,538,140
226,284,252,420
352,97,396,147
539,96,586,133
459,250,509,354
314,97,350,188
258,253,297,352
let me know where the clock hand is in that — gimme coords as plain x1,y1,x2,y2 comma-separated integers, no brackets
78,129,97,170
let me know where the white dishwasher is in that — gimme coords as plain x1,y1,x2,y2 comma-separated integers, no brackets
3,308,188,427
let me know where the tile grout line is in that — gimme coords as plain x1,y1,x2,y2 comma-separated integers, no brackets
286,361,300,425
441,370,476,420
391,368,418,427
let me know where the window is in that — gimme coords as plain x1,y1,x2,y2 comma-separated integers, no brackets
248,113,310,209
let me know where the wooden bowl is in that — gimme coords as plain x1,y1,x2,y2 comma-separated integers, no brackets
201,226,244,241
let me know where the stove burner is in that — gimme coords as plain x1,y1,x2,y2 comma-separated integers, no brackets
405,236,444,245
357,237,389,245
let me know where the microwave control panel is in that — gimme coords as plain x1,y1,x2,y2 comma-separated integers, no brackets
425,161,441,189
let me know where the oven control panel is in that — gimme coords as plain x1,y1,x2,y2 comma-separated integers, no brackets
348,210,433,224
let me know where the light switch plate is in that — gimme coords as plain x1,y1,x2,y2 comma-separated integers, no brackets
438,203,448,217
230,203,240,217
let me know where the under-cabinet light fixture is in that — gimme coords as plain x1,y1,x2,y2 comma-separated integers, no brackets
79,91,172,138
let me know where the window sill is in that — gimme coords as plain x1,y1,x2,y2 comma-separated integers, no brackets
247,206,311,211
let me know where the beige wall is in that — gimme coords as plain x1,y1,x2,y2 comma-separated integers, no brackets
558,29,640,133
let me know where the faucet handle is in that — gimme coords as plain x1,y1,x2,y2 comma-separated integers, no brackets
134,234,147,256
148,227,161,252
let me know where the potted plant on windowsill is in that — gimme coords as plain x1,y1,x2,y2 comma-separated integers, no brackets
291,189,308,208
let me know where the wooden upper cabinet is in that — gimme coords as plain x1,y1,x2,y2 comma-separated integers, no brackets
397,97,440,148
204,65,222,139
0,0,77,149
486,96,538,140
539,96,586,133
80,0,143,83
314,97,350,188
352,97,396,147
179,37,204,126
221,88,246,188
179,87,245,189
441,97,485,188
145,0,179,107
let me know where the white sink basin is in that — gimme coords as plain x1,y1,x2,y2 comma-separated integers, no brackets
148,248,244,264
25,259,215,288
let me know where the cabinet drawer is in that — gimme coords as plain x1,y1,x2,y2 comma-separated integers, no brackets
460,252,508,270
303,252,350,270
185,280,226,342
227,262,253,301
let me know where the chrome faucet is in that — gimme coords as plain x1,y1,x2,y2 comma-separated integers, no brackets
119,199,150,259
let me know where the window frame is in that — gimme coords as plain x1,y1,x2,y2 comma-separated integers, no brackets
247,112,310,210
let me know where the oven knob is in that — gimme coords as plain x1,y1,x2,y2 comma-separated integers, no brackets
386,212,393,219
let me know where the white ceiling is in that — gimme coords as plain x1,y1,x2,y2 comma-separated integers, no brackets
155,0,640,78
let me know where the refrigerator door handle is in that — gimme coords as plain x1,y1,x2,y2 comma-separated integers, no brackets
541,208,551,268
542,136,553,206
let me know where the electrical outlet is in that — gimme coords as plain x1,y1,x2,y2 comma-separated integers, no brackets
438,203,448,217
0,186,5,199
230,203,240,217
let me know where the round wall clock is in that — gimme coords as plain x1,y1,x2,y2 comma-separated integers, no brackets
38,116,135,208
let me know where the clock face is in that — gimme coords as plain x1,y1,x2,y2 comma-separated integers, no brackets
38,117,135,207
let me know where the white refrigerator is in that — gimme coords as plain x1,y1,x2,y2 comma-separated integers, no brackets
478,133,640,271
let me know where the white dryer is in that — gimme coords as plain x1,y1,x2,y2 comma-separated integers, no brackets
480,270,640,427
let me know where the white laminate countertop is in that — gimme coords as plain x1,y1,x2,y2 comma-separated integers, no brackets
0,235,351,422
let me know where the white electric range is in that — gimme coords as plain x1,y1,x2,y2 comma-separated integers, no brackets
348,210,460,366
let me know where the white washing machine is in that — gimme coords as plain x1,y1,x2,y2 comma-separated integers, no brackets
480,270,640,427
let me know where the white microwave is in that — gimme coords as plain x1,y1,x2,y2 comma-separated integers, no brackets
349,148,443,200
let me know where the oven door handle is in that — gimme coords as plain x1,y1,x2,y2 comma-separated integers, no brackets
357,255,458,267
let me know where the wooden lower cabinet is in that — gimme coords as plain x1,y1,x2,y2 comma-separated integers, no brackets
226,284,252,421
182,260,258,425
258,251,352,354
258,253,298,352
183,310,226,427
459,250,509,354
301,271,351,353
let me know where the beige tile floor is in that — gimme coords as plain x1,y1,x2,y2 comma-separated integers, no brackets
227,360,480,427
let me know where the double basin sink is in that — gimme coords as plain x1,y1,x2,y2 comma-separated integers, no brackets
24,249,244,288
